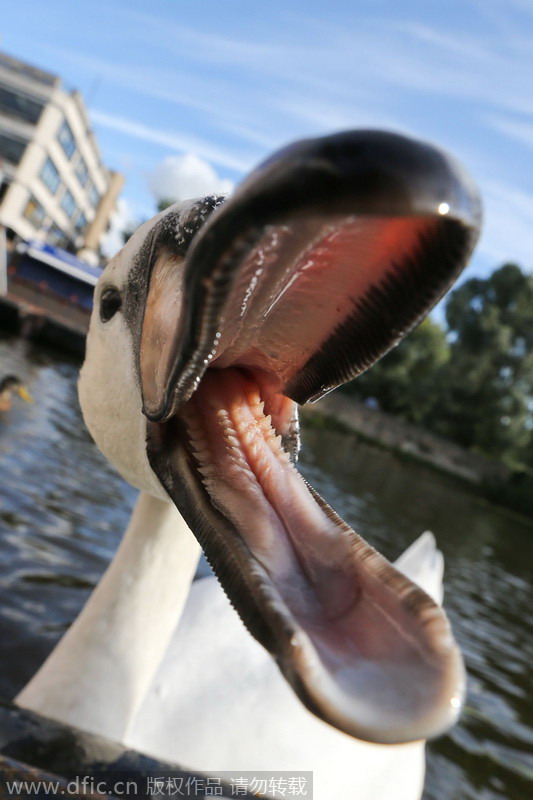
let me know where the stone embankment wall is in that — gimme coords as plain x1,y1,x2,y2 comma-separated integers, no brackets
302,392,510,487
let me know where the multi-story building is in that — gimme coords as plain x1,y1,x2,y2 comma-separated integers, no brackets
0,51,123,266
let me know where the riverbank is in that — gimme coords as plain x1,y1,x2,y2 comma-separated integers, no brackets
301,392,533,520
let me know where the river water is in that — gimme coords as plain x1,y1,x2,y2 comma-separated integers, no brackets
0,332,531,800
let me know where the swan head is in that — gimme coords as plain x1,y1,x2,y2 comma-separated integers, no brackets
79,130,481,744
79,207,192,499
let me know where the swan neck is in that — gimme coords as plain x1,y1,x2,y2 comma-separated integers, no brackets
16,492,201,741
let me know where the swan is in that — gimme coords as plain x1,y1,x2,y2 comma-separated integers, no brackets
127,529,447,800
16,130,481,799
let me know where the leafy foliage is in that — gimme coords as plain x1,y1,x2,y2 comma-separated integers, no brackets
343,264,533,468
342,317,450,425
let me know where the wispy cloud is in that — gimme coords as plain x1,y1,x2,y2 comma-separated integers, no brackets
476,180,533,268
41,46,237,119
486,116,533,152
43,39,404,153
90,110,254,173
123,9,296,72
39,45,307,152
361,24,532,116
123,8,531,116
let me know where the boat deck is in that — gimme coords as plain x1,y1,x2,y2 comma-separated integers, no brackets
0,282,89,357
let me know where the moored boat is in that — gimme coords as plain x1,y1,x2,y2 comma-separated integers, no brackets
0,239,99,355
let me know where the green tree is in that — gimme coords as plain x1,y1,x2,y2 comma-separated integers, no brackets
343,263,533,468
428,263,533,465
342,317,449,425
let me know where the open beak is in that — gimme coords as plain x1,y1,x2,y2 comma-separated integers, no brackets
136,130,480,744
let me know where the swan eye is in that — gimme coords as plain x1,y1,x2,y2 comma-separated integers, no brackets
100,287,122,322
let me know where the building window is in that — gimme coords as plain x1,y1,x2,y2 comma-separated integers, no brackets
23,195,46,228
74,210,87,234
60,188,77,218
75,156,89,187
0,83,44,124
40,156,61,194
58,119,76,159
0,131,28,165
87,181,100,208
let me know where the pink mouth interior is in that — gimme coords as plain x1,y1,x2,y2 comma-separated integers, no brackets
180,367,440,671
212,215,436,389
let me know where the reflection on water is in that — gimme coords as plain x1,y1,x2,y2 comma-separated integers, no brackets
1,333,532,800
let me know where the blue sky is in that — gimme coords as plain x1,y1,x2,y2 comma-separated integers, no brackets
2,0,533,280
